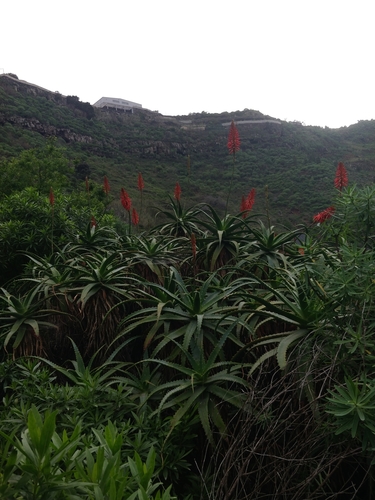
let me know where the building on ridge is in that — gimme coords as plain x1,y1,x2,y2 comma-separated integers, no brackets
93,97,142,113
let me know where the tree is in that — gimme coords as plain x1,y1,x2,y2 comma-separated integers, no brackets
0,138,72,198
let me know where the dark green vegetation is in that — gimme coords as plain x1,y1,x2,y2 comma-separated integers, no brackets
1,74,375,499
1,166,375,497
1,73,375,226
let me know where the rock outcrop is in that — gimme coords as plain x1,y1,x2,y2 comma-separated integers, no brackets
0,113,93,143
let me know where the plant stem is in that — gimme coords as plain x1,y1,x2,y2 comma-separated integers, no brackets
265,184,271,229
225,154,236,217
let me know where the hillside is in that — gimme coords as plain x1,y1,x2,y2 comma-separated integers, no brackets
1,73,375,226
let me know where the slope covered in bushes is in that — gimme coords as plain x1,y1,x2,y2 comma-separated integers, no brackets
1,73,375,226
1,126,375,497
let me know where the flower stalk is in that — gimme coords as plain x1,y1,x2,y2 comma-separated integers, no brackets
103,175,110,196
137,172,144,216
174,182,182,202
49,187,54,254
226,120,240,215
121,188,132,234
334,162,348,192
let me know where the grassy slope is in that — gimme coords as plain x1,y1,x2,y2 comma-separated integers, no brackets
1,76,374,226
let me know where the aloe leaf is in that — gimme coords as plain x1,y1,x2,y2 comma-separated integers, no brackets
198,395,213,445
170,385,206,428
276,329,307,370
24,318,40,337
249,347,278,375
11,325,27,350
80,283,100,305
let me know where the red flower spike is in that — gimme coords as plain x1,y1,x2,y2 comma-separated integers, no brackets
120,188,132,212
131,208,139,225
91,216,97,228
246,188,256,211
137,172,144,192
227,120,240,155
191,233,197,258
49,187,55,206
174,182,181,201
313,206,335,224
103,176,110,195
240,189,256,218
334,162,348,191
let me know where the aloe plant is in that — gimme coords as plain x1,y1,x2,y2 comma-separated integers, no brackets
195,205,250,271
148,328,249,446
125,235,185,283
118,267,246,364
0,285,58,358
61,251,137,361
153,196,203,237
240,221,303,272
231,266,334,371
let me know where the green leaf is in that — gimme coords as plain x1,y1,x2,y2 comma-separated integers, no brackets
12,326,28,350
27,405,43,452
24,318,40,336
276,329,307,370
39,410,57,458
198,395,213,445
250,348,278,375
3,320,25,348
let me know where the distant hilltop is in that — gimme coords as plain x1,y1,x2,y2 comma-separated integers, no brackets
0,73,65,98
0,74,143,113
0,73,285,129
93,97,142,113
2,70,375,229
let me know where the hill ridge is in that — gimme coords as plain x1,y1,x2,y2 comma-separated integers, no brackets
1,74,375,226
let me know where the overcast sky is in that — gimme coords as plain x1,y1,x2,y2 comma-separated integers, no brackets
2,0,374,129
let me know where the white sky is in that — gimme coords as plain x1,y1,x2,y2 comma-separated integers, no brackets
2,0,374,129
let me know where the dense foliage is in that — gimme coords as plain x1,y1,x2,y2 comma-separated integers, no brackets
1,154,375,498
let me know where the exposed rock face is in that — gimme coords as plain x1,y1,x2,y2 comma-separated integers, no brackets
139,141,186,155
0,74,94,143
142,141,170,155
0,113,93,143
58,129,93,144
